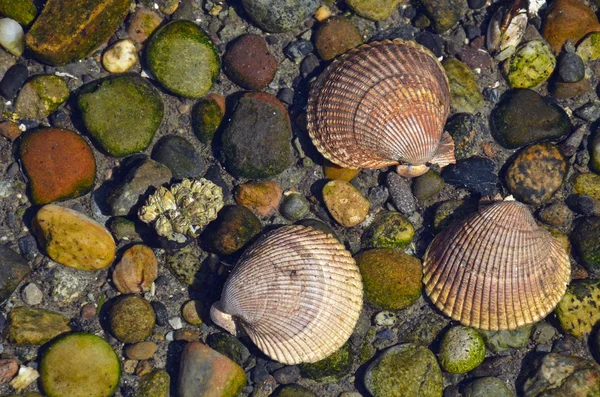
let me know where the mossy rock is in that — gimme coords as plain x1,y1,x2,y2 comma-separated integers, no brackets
479,325,533,353
206,333,250,367
109,295,155,343
506,41,556,89
571,217,600,276
299,343,352,381
355,249,422,310
344,0,403,21
443,58,483,114
439,326,485,373
412,170,444,201
590,129,600,173
0,0,37,26
573,173,600,200
433,200,477,232
275,385,316,397
166,244,208,286
40,333,121,397
192,95,225,144
555,278,600,337
362,211,414,249
5,307,71,345
203,205,262,256
137,370,170,397
146,20,220,98
15,75,69,119
78,74,164,157
464,377,514,397
577,32,600,62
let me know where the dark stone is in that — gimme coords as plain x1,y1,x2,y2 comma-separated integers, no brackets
0,64,28,99
464,25,481,40
18,235,38,261
206,333,250,367
483,87,500,103
284,40,314,62
241,0,318,33
151,135,206,180
419,0,469,33
203,205,262,256
223,34,277,90
204,165,231,200
151,301,169,327
415,31,443,57
0,245,30,304
467,0,486,9
458,46,493,69
490,89,571,149
272,366,301,384
403,6,417,19
277,88,294,105
446,113,479,160
300,54,321,77
571,217,600,276
558,53,585,83
386,172,416,216
442,157,498,196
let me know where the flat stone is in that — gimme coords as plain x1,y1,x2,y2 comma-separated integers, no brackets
0,245,30,305
5,307,70,345
241,0,318,32
442,157,497,196
314,16,362,60
322,180,370,227
443,58,483,114
15,75,69,119
151,135,205,179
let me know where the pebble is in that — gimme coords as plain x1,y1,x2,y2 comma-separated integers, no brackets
33,204,116,271
374,311,397,327
20,128,95,205
490,89,571,149
127,7,163,44
591,130,600,173
558,52,585,82
182,300,203,325
505,143,567,205
165,244,207,286
192,93,225,144
300,53,321,76
112,245,158,294
204,205,262,255
322,180,370,227
223,34,277,90
551,78,591,99
220,93,293,178
439,326,486,373
109,295,156,343
15,75,69,119
234,181,282,217
571,217,600,276
241,0,318,32
275,385,316,397
0,120,20,140
285,40,314,63
206,333,250,367
356,249,421,310
168,317,183,330
411,170,444,201
345,0,403,20
555,278,600,337
506,41,555,88
78,74,164,157
464,377,513,397
539,202,574,230
416,31,443,57
102,39,138,73
573,173,600,200
323,162,360,182
458,46,493,70
52,267,94,306
446,114,479,160
480,325,532,352
314,17,362,60
385,172,416,216
151,135,205,179
178,342,246,397
277,87,294,105
151,301,169,327
138,370,170,397
0,18,24,56
364,344,442,396
125,341,157,360
0,357,18,385
0,63,27,99
272,366,301,384
80,303,96,320
443,58,484,114
575,101,600,123
442,157,497,196
576,32,600,62
299,343,352,381
362,211,414,250
20,283,42,305
542,0,600,53
0,0,37,26
146,20,220,98
6,307,70,345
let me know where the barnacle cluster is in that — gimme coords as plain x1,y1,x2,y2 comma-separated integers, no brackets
138,178,224,243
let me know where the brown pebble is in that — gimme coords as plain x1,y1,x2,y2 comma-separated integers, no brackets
127,7,163,44
0,121,21,141
174,329,201,342
80,303,97,320
0,358,18,384
123,359,137,374
223,34,278,90
135,360,154,377
181,300,203,326
112,244,158,294
234,181,282,217
124,341,158,360
314,16,363,60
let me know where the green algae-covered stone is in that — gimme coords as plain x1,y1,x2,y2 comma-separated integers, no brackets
299,343,352,381
40,333,121,397
78,74,164,157
109,295,155,343
364,344,443,397
355,249,421,310
572,217,600,276
192,94,225,144
362,211,414,249
0,0,37,26
241,0,318,32
433,199,477,232
146,20,220,98
464,377,514,397
590,129,600,173
203,205,262,256
506,41,556,89
439,326,485,373
412,170,444,201
25,0,129,65
577,32,600,62
206,333,250,367
15,75,69,119
420,0,468,33
137,370,170,397
573,173,600,200
443,58,483,114
345,0,404,21
480,325,533,353
555,278,600,337
275,385,317,397
6,306,70,345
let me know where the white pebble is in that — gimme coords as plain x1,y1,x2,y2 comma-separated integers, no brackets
165,331,174,341
168,316,183,330
0,18,24,56
102,39,138,73
10,366,39,392
21,283,43,305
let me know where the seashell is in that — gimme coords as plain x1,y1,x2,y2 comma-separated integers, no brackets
307,39,454,178
423,198,570,331
210,225,363,364
487,0,528,55
138,178,224,243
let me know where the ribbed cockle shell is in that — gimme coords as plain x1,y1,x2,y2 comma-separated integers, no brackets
307,39,454,177
210,225,363,364
423,199,570,331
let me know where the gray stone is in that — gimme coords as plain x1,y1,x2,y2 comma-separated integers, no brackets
151,135,206,179
241,0,318,32
385,172,416,216
21,283,42,305
0,245,30,304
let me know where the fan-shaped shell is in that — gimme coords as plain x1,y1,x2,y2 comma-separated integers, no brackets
307,39,454,170
423,200,570,331
211,225,363,364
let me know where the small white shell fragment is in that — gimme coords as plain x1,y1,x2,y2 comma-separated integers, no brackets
102,39,138,73
0,18,24,57
10,366,39,392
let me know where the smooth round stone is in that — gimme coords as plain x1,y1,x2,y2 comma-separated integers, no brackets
127,7,163,44
374,311,397,326
490,89,571,149
418,0,468,32
464,377,514,397
573,173,600,200
446,114,479,160
539,202,574,229
480,325,533,353
299,343,352,381
442,157,498,196
151,135,205,179
355,249,422,310
412,169,444,201
322,180,370,227
443,58,484,114
203,205,262,256
362,211,414,250
234,181,282,217
314,16,362,60
33,204,116,271
20,128,95,205
241,0,318,32
146,20,220,98
558,52,585,82
109,295,156,343
0,63,27,99
0,120,20,140
280,191,310,221
0,18,24,56
182,300,203,325
206,333,250,367
40,333,121,397
323,161,360,182
273,366,301,385
138,370,170,397
506,41,556,88
439,326,485,373
571,217,600,276
364,344,442,396
505,143,567,205
102,39,138,73
15,75,69,119
112,245,158,294
192,94,225,144
223,34,277,90
78,74,164,157
276,385,316,397
542,0,600,53
124,341,157,360
220,92,294,179
21,283,43,305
